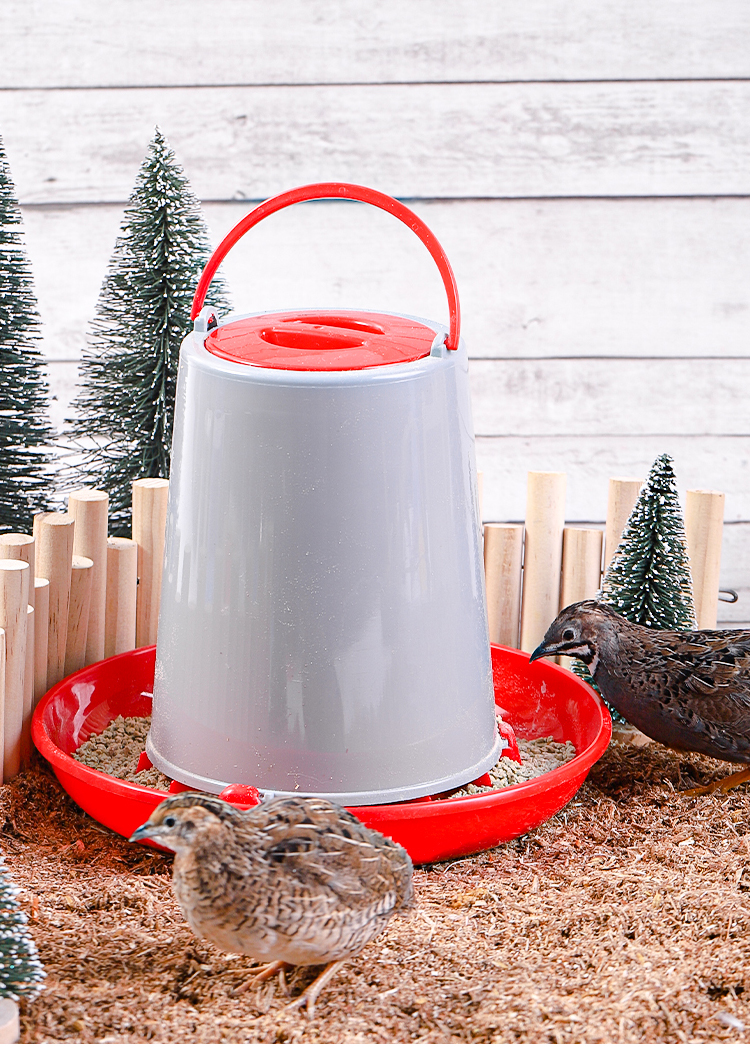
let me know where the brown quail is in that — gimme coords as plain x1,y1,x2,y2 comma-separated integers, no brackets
129,792,414,1017
530,599,750,793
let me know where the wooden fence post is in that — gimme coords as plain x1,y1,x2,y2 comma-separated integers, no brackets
132,479,169,648
64,556,94,677
68,488,109,665
520,471,566,655
0,560,29,780
560,527,604,609
33,578,49,704
484,523,524,648
34,512,75,689
604,478,642,570
105,538,138,658
22,605,33,766
685,489,725,629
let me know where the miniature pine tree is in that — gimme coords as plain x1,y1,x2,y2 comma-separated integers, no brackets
573,453,697,721
601,453,696,630
0,853,44,1000
68,128,231,534
0,136,54,530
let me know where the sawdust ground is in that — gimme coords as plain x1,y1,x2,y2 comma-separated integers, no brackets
4,744,750,1043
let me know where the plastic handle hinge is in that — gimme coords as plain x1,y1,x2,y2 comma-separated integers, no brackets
430,329,449,358
193,305,220,335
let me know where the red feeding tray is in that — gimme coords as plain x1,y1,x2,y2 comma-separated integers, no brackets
31,645,611,864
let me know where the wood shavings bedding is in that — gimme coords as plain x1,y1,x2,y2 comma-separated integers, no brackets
6,739,750,1043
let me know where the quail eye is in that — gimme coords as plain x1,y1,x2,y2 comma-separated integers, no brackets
562,629,575,641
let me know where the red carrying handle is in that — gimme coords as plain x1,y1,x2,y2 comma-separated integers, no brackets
191,182,461,351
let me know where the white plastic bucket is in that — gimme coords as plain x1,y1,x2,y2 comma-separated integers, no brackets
148,182,499,804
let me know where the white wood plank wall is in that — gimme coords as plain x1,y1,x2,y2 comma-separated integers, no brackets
1,0,749,624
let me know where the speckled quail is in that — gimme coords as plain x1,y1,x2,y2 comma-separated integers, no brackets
530,599,750,793
129,792,414,1017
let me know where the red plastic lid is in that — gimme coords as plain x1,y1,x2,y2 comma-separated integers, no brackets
204,309,436,371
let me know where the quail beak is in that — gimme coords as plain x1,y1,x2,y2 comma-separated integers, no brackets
529,639,563,663
129,822,152,844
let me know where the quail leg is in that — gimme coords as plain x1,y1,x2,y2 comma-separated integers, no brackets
283,959,347,1020
683,766,750,797
233,960,286,995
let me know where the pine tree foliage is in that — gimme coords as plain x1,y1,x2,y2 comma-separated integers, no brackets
0,853,44,1000
0,136,54,530
68,128,231,534
573,453,697,721
601,453,696,631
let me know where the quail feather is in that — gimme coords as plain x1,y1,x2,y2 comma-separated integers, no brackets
531,599,750,794
129,792,414,1017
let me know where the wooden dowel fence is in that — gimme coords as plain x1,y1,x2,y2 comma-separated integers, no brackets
0,534,34,606
22,604,34,767
0,466,731,781
64,555,94,677
33,578,49,704
0,535,36,767
0,478,168,779
483,523,523,648
560,527,604,609
519,471,566,655
132,478,169,648
0,559,29,782
480,471,729,659
0,629,6,785
68,488,109,665
34,512,75,689
604,478,643,570
105,537,138,658
685,489,725,630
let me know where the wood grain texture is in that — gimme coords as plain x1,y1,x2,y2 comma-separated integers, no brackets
685,489,726,629
68,488,109,664
0,560,30,781
132,480,169,648
3,81,750,204
64,556,93,677
33,513,74,689
23,198,750,366
104,537,137,658
560,527,603,608
2,0,750,87
520,471,566,654
469,359,750,438
604,479,643,569
33,578,49,705
483,523,524,648
23,604,33,766
475,436,750,523
3,0,747,625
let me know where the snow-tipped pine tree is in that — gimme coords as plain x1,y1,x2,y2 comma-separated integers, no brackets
0,136,54,530
602,453,696,630
0,853,44,1001
574,453,696,722
67,128,231,534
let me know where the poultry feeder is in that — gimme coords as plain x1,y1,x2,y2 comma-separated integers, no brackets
30,181,613,862
147,182,500,804
31,643,612,865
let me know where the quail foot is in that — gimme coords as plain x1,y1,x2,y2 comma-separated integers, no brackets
129,792,414,1018
530,599,750,795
